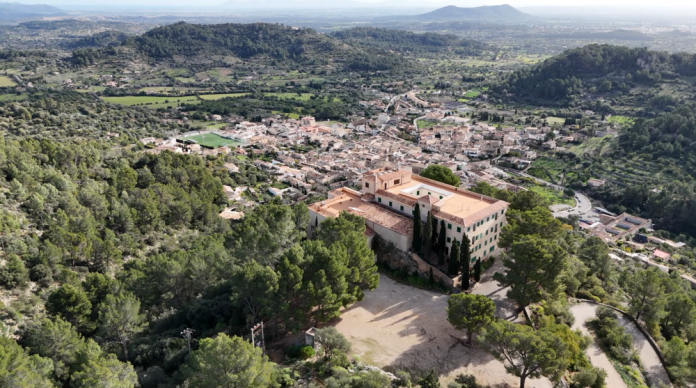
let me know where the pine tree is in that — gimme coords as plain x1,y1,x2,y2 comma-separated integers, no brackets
412,204,422,253
474,259,482,282
448,239,460,276
419,370,442,388
460,234,471,290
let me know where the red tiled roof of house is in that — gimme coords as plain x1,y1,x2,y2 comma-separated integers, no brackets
653,249,671,260
418,195,440,205
376,189,417,206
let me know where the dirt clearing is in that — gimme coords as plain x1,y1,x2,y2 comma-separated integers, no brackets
333,275,552,387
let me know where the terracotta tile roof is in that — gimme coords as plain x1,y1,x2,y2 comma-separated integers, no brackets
418,195,440,205
375,170,410,182
348,202,413,236
462,201,508,226
376,189,417,206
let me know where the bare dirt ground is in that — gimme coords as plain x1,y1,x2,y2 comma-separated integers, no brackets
332,269,552,388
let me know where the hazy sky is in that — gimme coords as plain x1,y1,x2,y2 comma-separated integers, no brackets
17,0,696,9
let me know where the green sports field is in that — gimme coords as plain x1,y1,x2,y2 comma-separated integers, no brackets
184,133,242,148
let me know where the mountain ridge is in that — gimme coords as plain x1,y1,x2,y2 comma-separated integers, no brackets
415,4,531,21
0,1,66,20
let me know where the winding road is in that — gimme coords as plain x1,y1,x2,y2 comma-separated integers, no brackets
570,302,672,388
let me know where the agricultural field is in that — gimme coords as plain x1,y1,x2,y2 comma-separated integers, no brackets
0,76,16,87
101,95,201,108
265,92,314,101
76,86,107,93
568,136,615,158
0,93,26,101
527,185,575,206
608,115,635,126
545,116,565,125
463,90,481,98
416,119,438,129
183,133,242,148
198,93,248,100
527,156,573,185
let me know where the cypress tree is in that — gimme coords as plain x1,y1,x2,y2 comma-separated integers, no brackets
423,211,433,258
412,204,422,253
437,220,446,253
474,259,482,282
448,239,460,276
430,212,437,247
460,234,471,290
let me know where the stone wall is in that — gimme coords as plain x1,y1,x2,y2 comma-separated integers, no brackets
373,235,454,290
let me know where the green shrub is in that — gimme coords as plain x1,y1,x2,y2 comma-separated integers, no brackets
286,345,315,360
297,345,315,360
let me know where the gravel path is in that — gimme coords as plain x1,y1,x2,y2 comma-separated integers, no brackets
570,302,672,388
570,303,627,388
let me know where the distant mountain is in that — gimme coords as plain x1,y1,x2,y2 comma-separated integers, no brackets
0,2,66,20
106,22,414,73
413,4,531,21
331,27,487,56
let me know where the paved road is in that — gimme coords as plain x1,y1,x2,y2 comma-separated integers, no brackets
553,192,592,218
570,304,627,388
502,167,592,218
570,302,672,388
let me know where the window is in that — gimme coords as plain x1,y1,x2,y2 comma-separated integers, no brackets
417,191,420,195
471,257,476,263
448,223,452,230
494,235,497,240
384,183,387,190
394,179,400,185
447,237,451,243
378,197,382,203
500,222,503,227
490,247,494,253
491,227,494,233
486,217,489,222
457,227,461,232
467,227,470,232
502,210,505,215
486,230,488,235
400,205,404,211
389,201,392,207
479,233,483,239
428,192,431,195
440,196,443,199
365,182,370,188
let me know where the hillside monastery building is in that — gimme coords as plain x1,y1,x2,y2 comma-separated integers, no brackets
308,168,509,267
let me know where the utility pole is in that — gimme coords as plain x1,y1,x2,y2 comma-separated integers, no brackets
251,322,265,353
181,328,194,354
